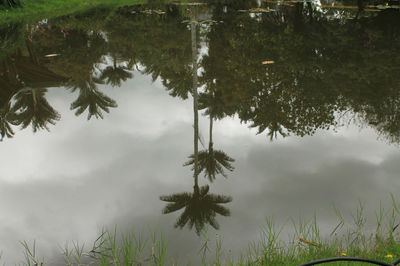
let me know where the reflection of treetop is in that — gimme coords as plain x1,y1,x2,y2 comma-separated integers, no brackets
69,75,117,120
160,185,232,235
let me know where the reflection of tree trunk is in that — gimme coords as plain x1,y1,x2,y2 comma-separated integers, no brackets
209,114,213,150
293,3,304,32
3,56,18,85
307,2,313,22
25,39,40,65
357,0,364,11
355,0,364,19
191,10,199,188
88,73,94,90
32,88,37,111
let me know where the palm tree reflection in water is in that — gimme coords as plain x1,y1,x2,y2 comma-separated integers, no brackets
160,7,233,235
0,100,15,140
69,74,117,120
11,88,60,132
184,115,235,182
160,185,231,235
99,58,133,87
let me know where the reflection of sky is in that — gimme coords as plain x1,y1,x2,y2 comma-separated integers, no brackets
1,71,400,264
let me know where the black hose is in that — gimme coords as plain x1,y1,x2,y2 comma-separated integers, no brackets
299,256,399,266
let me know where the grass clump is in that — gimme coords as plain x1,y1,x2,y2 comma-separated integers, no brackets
22,228,167,265
0,0,148,24
244,200,400,266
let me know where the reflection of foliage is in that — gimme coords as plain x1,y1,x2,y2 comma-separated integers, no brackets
100,64,133,87
51,29,107,76
0,23,24,60
0,61,20,140
199,2,400,142
201,5,341,139
184,144,234,182
104,8,193,99
38,26,118,120
0,101,15,140
69,76,117,120
359,88,400,144
11,88,60,132
0,3,399,143
198,90,233,120
160,185,231,235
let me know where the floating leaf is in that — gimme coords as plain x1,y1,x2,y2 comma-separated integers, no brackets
171,2,206,6
239,8,276,13
262,60,275,64
44,54,60,57
140,9,166,15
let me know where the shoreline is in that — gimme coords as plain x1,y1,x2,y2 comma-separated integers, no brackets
0,0,148,24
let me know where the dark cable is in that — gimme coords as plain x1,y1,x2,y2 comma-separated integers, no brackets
299,256,397,266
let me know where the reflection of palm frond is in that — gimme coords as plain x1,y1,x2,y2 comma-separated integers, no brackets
10,88,60,132
160,185,232,235
0,102,15,140
163,70,192,99
70,86,117,120
184,148,235,182
198,92,227,120
100,66,133,87
67,77,104,93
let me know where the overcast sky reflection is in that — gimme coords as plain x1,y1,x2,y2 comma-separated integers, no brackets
1,71,399,264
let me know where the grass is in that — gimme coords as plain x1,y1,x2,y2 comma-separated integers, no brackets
0,0,152,24
15,197,400,265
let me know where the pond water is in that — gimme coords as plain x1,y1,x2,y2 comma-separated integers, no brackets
0,0,399,264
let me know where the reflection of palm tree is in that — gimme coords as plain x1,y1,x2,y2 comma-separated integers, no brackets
184,115,234,182
161,9,232,235
184,97,235,182
185,147,235,182
69,74,117,120
160,185,231,235
0,68,20,140
11,88,60,132
0,101,15,140
99,58,133,87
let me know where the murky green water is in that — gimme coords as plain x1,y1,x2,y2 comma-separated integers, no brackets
0,0,399,264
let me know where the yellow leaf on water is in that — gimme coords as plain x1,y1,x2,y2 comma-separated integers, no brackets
44,54,60,57
262,60,275,64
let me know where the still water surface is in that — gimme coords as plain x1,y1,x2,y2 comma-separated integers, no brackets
0,0,399,264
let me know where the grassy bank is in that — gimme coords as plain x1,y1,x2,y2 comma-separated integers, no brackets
0,0,150,24
16,201,400,265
